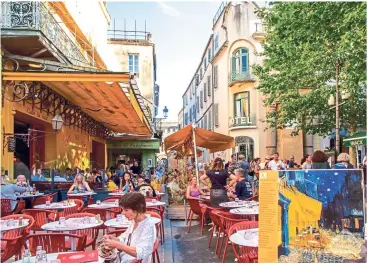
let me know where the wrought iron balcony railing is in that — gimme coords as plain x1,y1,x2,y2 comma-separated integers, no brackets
229,114,257,129
228,71,256,84
1,1,90,67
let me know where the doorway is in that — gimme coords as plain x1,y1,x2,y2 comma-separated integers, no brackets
14,120,30,167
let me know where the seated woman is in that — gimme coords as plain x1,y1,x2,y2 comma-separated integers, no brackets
88,169,102,183
67,174,92,193
31,169,46,182
186,177,206,199
120,172,136,192
102,192,156,263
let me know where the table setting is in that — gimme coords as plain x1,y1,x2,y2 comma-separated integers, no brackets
104,214,161,229
0,218,29,234
67,191,96,197
34,200,77,210
219,199,259,209
229,228,258,247
16,192,45,199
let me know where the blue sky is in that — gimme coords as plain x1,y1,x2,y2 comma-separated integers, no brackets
107,1,220,120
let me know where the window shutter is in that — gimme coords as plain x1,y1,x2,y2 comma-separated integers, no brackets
197,96,199,113
208,110,212,130
214,65,218,89
215,103,219,127
200,91,203,108
204,83,207,102
204,115,208,130
207,75,211,96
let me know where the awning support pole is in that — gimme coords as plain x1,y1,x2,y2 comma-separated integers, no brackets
192,124,200,187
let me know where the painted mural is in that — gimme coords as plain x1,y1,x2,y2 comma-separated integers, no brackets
276,169,366,263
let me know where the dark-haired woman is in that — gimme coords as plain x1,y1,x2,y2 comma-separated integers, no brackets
311,150,331,169
120,172,135,192
102,192,156,263
200,157,237,207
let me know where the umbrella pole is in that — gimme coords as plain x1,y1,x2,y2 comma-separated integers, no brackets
193,126,200,187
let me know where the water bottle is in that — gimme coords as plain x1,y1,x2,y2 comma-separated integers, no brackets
125,184,129,193
35,246,43,263
23,249,31,263
74,186,78,194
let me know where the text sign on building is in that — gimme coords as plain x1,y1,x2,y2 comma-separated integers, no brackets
229,116,254,127
108,141,160,150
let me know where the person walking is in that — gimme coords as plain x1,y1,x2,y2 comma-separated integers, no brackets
200,157,237,207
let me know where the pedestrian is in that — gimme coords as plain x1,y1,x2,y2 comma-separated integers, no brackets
334,153,354,169
200,157,237,207
268,152,285,170
311,150,330,169
302,155,313,169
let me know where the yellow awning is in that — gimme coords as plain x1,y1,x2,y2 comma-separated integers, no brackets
2,72,151,135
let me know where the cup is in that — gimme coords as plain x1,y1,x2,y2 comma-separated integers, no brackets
117,214,123,223
7,219,14,227
59,217,66,226
115,200,119,206
41,250,47,262
63,201,68,206
96,200,101,206
50,259,61,263
235,198,239,202
152,199,157,204
83,217,90,224
46,201,51,207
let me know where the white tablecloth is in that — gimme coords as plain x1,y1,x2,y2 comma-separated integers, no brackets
34,203,77,210
13,251,99,263
41,217,103,232
219,200,258,208
229,228,258,247
88,202,118,209
16,192,45,198
0,219,29,232
230,207,259,215
146,201,166,207
67,192,96,196
104,216,161,228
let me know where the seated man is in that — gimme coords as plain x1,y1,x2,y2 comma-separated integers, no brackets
135,177,157,197
32,169,46,181
229,168,253,200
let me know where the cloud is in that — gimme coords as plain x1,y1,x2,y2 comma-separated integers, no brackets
157,2,180,17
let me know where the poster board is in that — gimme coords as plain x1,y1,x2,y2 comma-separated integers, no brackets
259,169,366,263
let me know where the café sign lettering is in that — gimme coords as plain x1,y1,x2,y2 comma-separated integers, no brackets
109,141,160,149
229,116,254,127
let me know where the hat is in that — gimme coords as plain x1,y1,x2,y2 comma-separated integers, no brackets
239,154,245,159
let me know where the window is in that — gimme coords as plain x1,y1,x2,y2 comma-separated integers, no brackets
207,75,211,96
234,92,250,117
197,96,200,113
214,34,219,51
183,97,186,108
208,48,211,62
204,58,207,69
231,48,249,73
189,107,192,122
193,82,196,95
200,90,203,108
192,105,196,121
204,83,207,102
204,115,208,130
128,54,139,73
214,65,218,89
215,103,219,127
200,68,203,79
201,119,203,129
186,95,188,106
208,110,212,130
190,88,192,99
196,75,199,86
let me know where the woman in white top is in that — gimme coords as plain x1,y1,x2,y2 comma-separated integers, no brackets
103,192,156,263
67,174,91,193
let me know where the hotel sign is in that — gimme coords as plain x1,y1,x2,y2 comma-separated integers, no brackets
108,141,160,150
229,116,256,127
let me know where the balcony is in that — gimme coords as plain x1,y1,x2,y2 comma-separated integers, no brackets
1,2,90,67
228,71,256,86
213,2,228,26
252,23,266,41
229,114,257,130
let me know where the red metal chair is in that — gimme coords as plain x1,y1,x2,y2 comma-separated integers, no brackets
1,214,35,237
32,195,52,207
0,199,13,217
58,199,84,218
152,238,160,263
65,213,101,250
88,197,94,205
186,198,205,234
147,206,165,244
82,208,116,233
26,233,87,256
0,235,24,262
102,198,122,214
146,211,162,241
217,212,248,262
208,209,227,252
13,200,26,214
22,209,57,232
229,221,258,263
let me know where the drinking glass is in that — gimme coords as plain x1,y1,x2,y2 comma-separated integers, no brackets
235,198,239,202
41,250,47,262
50,259,61,263
59,217,66,226
7,219,14,227
46,201,51,207
63,201,68,206
117,214,123,223
96,200,101,205
115,200,119,206
152,199,157,203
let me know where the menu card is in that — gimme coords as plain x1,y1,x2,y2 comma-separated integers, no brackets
57,250,98,263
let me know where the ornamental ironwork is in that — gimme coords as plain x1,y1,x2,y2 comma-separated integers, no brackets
1,1,90,67
2,80,113,139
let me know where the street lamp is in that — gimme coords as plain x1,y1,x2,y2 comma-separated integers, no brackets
51,114,64,131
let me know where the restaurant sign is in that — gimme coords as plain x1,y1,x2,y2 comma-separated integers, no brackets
108,140,160,150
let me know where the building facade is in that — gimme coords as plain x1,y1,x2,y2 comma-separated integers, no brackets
178,108,184,130
0,1,151,179
180,2,309,163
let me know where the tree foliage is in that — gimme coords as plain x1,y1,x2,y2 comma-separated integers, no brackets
253,2,366,136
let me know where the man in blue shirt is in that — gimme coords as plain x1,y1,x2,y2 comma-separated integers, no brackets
32,169,46,181
231,168,253,200
0,182,27,210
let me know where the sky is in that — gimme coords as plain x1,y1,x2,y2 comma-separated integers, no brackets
107,1,221,120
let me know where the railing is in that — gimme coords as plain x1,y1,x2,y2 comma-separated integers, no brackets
1,1,90,67
255,22,266,33
107,29,151,41
229,71,256,84
213,1,228,26
229,114,257,128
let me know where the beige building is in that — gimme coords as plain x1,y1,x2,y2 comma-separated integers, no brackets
178,108,184,130
180,2,307,163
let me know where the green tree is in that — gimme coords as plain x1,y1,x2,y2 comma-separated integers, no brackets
253,2,366,139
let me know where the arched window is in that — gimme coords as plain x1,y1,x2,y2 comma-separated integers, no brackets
231,48,249,73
